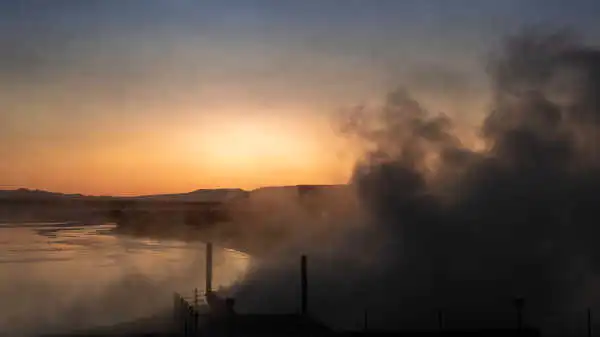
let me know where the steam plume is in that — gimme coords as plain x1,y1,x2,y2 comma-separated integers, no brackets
231,30,600,334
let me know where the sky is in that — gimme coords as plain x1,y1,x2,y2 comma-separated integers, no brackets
1,0,600,195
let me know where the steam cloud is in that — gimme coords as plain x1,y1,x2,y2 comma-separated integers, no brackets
229,30,600,334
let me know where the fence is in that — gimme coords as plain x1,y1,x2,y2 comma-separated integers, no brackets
173,288,205,337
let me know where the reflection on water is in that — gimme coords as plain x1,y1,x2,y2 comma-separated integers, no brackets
0,222,250,336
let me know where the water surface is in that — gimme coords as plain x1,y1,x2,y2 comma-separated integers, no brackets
0,222,249,336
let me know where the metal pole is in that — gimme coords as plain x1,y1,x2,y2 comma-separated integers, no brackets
206,242,213,294
194,311,199,336
301,255,308,315
514,297,525,333
588,308,593,337
173,293,179,324
438,309,444,331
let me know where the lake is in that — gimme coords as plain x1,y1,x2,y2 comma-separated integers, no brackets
0,222,249,336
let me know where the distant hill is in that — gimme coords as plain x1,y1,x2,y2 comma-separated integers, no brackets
0,188,78,200
0,187,247,202
133,188,248,202
248,184,347,202
0,185,348,204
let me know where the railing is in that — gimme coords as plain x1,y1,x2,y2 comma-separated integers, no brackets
173,288,205,337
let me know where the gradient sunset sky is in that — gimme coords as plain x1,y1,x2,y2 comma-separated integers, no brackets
2,0,599,195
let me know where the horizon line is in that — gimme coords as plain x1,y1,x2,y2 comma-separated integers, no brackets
0,183,350,198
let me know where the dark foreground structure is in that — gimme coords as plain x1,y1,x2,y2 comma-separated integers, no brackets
171,243,540,337
42,242,541,337
172,244,332,337
342,330,540,337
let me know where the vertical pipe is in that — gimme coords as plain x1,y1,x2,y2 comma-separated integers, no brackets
514,297,525,333
301,255,308,315
588,308,593,337
438,309,444,331
188,306,195,336
206,242,213,294
180,297,186,333
173,293,179,324
184,306,188,337
194,311,199,336
517,308,523,332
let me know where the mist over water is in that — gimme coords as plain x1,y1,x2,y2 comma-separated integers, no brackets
0,222,248,337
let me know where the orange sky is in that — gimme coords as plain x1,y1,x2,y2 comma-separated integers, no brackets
0,95,488,196
0,100,361,196
0,1,499,196
0,73,488,196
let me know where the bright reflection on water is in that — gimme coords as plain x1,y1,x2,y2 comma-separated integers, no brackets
0,222,250,336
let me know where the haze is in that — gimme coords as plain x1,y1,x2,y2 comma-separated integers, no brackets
2,0,599,195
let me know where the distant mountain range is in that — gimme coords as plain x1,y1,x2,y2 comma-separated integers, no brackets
132,188,248,202
0,185,347,203
0,188,84,200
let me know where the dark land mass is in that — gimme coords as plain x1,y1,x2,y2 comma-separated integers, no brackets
0,185,355,255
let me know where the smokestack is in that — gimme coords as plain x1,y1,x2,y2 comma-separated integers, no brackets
206,242,213,294
437,309,445,331
226,298,236,315
301,255,308,315
588,308,593,337
514,297,525,332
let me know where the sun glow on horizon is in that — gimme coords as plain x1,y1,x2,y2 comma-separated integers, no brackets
197,121,314,168
162,112,356,193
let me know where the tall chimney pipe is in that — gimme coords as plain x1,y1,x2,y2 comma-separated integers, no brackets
588,308,593,337
437,309,445,331
514,297,525,333
301,255,308,315
206,242,213,294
